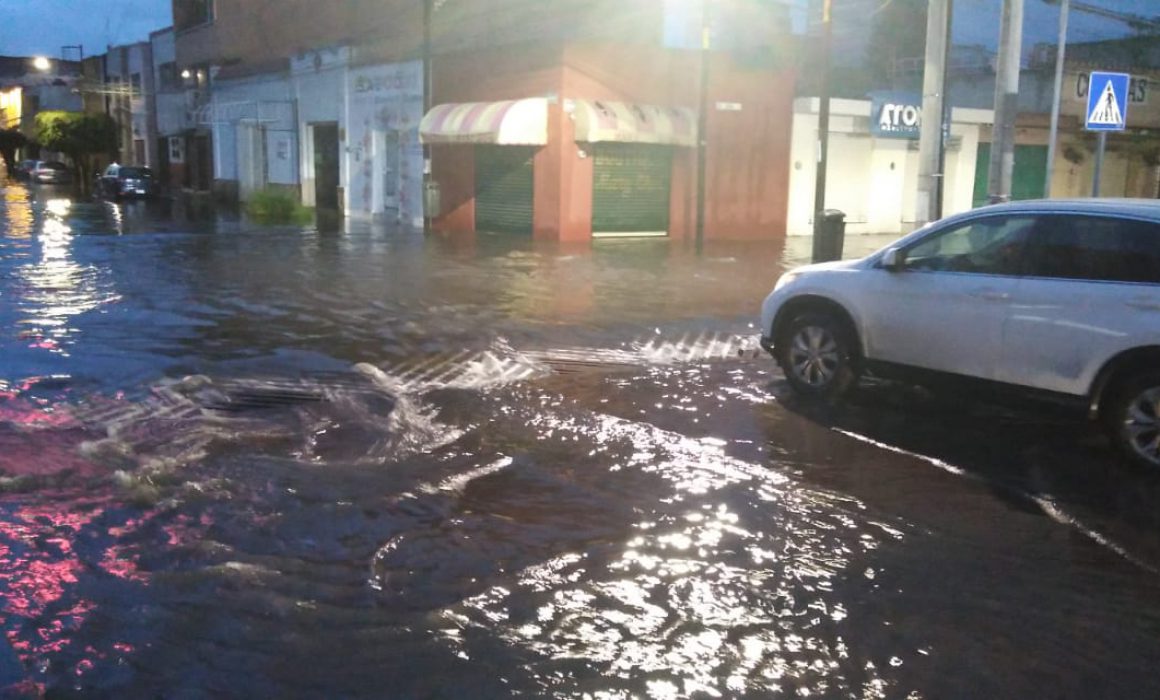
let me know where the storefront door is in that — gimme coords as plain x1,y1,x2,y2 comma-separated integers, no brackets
313,122,340,211
592,144,672,236
474,146,534,235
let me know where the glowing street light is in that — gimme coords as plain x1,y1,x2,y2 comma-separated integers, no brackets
32,56,51,72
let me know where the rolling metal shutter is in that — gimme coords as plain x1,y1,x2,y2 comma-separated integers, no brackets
592,144,672,236
474,146,535,235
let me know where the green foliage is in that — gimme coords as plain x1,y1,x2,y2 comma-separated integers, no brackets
0,128,28,174
244,188,314,225
34,111,118,159
34,112,118,193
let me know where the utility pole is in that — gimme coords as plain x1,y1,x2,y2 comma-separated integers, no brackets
1044,0,1069,197
987,0,1024,203
812,0,833,233
422,0,433,234
916,0,951,225
694,0,710,250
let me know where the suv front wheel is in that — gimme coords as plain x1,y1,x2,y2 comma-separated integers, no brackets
1104,371,1160,471
776,312,860,399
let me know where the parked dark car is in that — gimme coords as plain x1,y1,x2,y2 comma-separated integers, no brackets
96,164,160,200
13,159,38,181
31,161,72,184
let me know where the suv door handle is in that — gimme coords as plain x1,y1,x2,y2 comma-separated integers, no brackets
1127,297,1160,311
970,288,1011,302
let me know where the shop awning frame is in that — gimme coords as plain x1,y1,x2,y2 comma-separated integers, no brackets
419,98,549,146
567,99,697,148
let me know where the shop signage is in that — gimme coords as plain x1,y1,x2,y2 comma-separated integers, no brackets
1076,72,1146,105
870,92,922,139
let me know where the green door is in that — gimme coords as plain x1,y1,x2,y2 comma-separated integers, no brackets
972,143,1049,207
474,146,535,235
592,144,672,235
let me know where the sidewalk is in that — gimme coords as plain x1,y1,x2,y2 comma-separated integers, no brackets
781,233,902,266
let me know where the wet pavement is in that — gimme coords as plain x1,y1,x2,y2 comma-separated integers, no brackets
1,178,1159,698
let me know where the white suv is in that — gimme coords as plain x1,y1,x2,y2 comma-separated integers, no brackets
760,200,1160,469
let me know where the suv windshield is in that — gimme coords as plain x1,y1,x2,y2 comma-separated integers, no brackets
119,167,151,179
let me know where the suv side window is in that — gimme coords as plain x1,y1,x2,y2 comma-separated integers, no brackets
1023,215,1160,284
903,216,1036,276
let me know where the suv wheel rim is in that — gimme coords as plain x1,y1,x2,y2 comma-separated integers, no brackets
789,326,840,387
1125,386,1160,466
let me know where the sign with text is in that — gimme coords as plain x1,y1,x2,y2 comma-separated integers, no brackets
870,92,922,139
1076,72,1146,105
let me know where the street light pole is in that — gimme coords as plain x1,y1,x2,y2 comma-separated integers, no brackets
422,0,433,234
1044,0,1069,197
694,0,711,249
812,0,833,234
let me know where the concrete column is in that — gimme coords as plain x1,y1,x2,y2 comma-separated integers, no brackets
916,0,949,225
987,0,1024,203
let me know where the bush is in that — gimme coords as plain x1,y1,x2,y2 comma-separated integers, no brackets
244,188,313,225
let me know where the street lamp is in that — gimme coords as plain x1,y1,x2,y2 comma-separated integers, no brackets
32,56,51,72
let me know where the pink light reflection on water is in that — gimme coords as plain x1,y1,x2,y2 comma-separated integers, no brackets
0,494,209,682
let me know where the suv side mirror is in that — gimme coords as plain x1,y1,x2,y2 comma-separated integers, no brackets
882,247,906,272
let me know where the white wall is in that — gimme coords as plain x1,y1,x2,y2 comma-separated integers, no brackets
211,73,298,191
292,47,349,207
788,98,991,236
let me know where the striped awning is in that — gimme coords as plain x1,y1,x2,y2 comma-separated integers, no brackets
568,99,697,147
419,99,549,146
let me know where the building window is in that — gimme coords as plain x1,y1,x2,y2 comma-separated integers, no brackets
133,139,146,165
175,0,214,32
130,73,142,94
169,137,185,164
159,62,179,90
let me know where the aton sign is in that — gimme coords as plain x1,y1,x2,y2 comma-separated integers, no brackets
870,92,922,139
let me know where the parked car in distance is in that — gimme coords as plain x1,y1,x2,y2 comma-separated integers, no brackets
31,161,72,184
95,164,160,200
13,159,39,181
760,199,1160,470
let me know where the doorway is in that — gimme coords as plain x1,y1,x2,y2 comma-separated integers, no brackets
312,122,340,211
372,129,401,217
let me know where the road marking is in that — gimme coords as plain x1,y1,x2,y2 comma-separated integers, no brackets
833,428,1160,576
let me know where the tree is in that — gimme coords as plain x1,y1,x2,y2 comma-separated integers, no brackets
0,129,28,176
865,0,928,90
35,111,119,193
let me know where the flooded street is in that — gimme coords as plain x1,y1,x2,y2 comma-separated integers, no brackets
2,180,1159,699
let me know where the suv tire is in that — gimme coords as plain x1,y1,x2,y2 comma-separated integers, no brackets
1103,370,1160,471
776,312,860,400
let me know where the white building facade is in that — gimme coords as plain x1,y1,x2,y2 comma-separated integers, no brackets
787,97,993,237
208,70,298,201
345,60,424,227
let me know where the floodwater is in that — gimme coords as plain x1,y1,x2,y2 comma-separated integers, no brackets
1,180,1159,699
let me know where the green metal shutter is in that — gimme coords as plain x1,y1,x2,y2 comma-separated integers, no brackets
475,146,535,235
592,144,672,235
973,143,1048,208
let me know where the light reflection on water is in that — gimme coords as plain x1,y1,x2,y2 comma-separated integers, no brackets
2,179,1159,697
415,405,899,699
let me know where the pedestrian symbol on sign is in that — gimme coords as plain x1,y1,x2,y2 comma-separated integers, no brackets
1085,71,1130,132
1088,81,1123,126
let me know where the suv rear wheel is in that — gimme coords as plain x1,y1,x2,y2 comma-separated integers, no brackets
1104,371,1160,471
776,312,860,399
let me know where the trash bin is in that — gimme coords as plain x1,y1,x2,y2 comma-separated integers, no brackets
423,180,441,219
812,209,846,263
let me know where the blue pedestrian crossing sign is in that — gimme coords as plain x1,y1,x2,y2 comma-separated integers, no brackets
1085,71,1130,131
